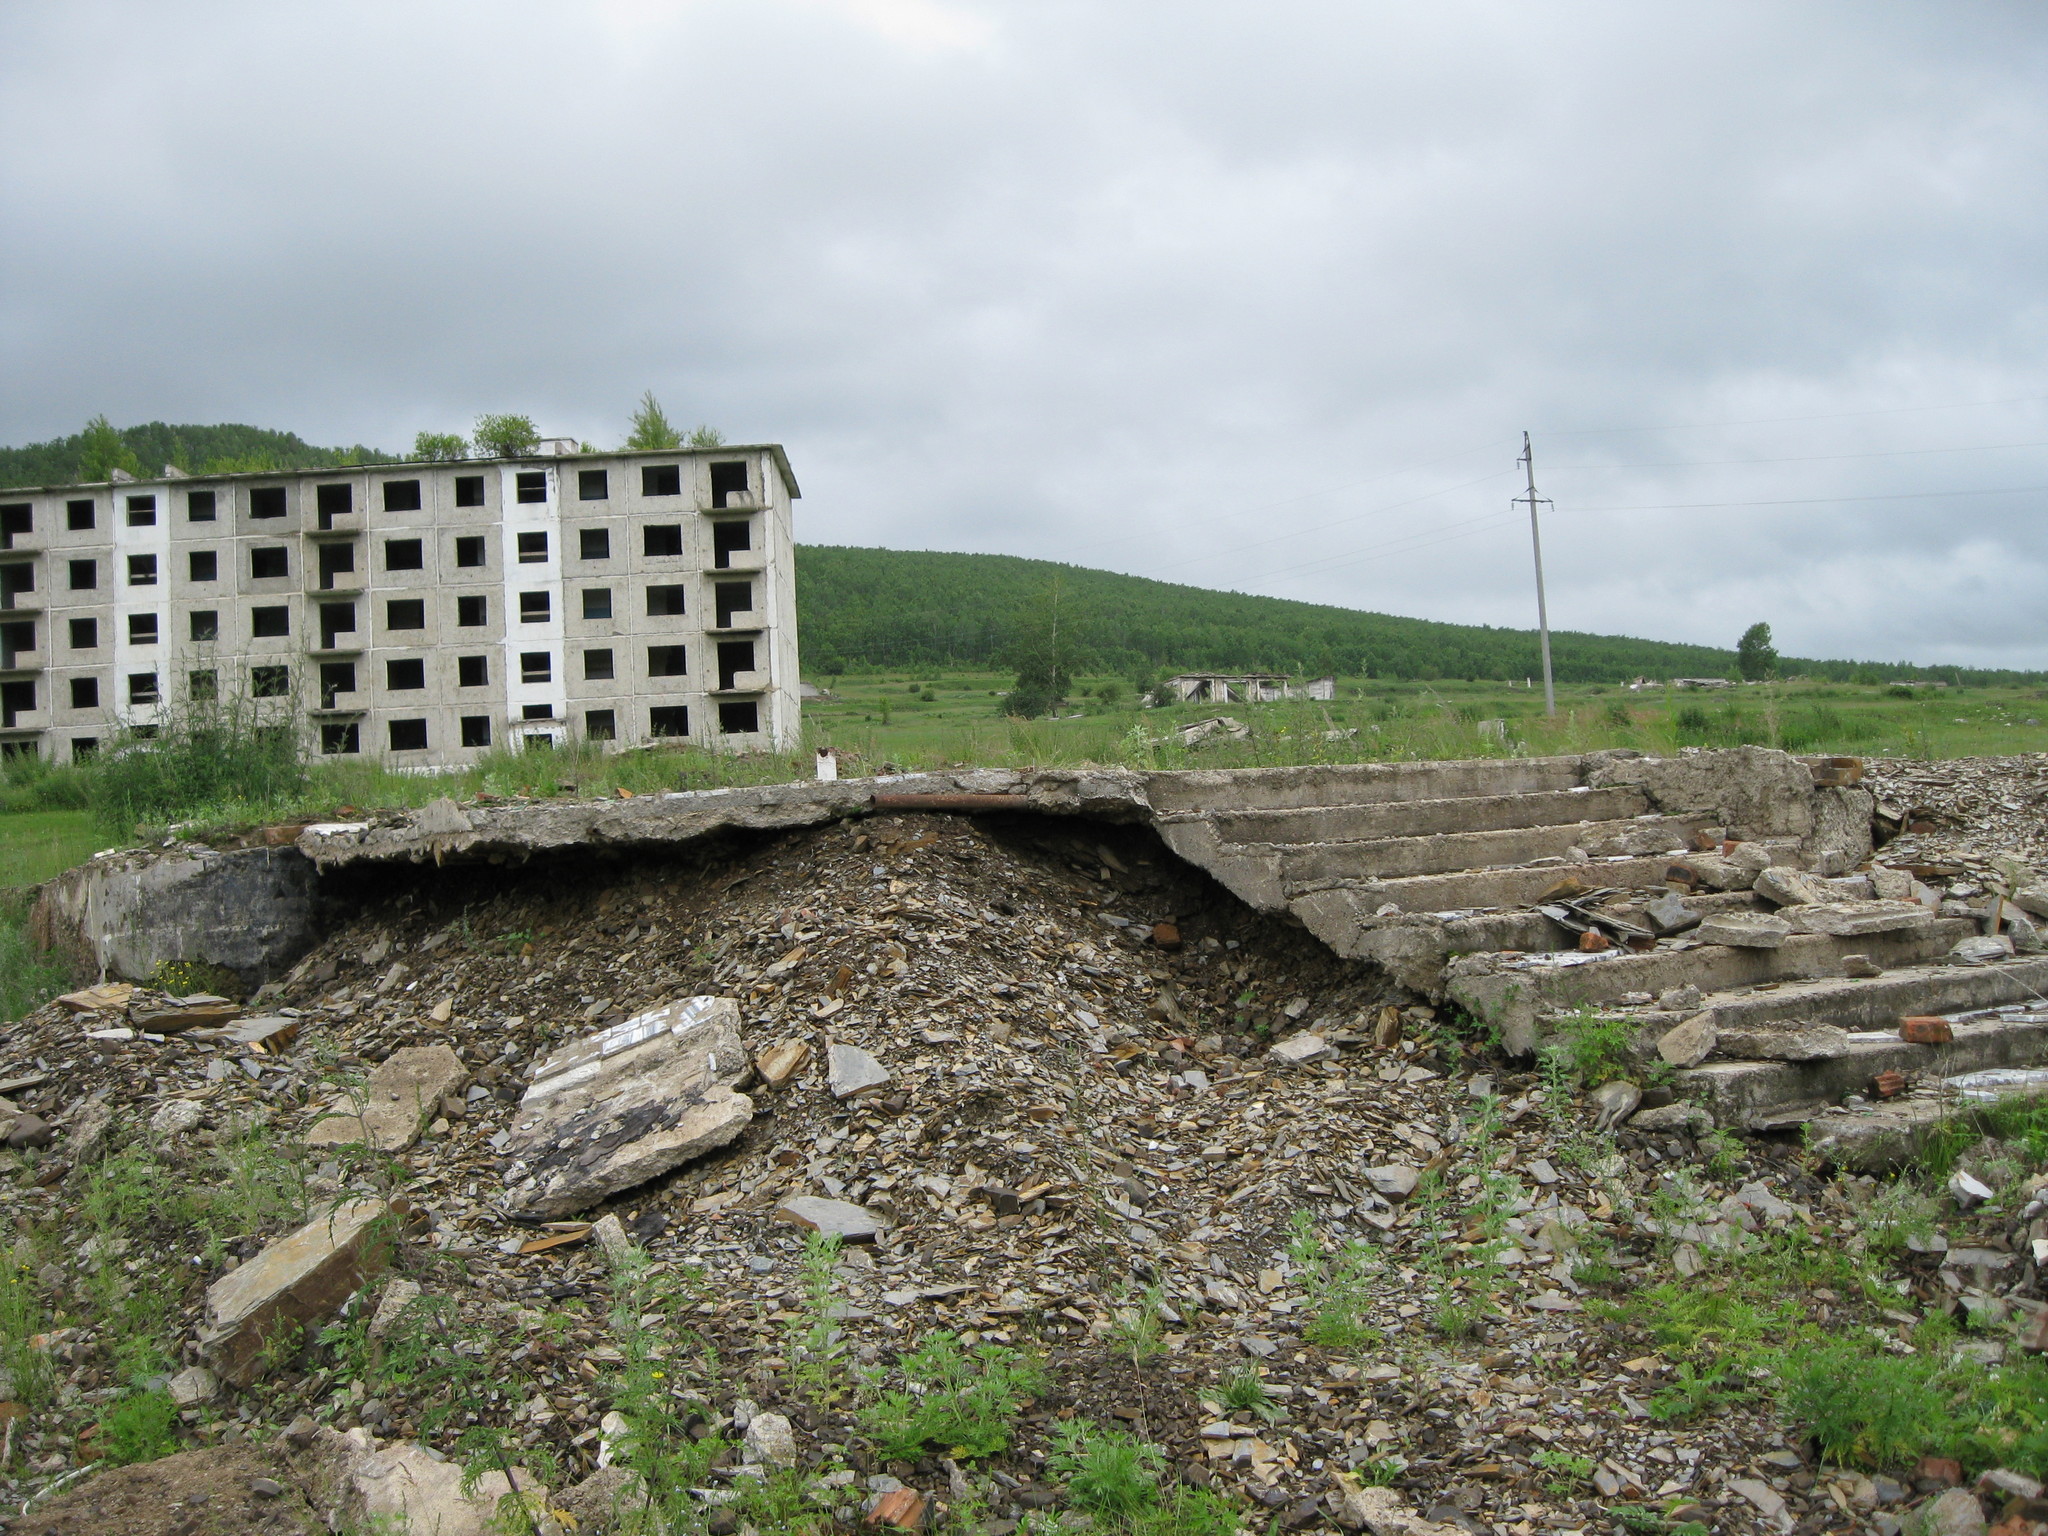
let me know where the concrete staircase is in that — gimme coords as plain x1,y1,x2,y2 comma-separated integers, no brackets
1144,747,2048,1145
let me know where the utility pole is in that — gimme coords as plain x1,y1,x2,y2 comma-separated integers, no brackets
1517,431,1557,716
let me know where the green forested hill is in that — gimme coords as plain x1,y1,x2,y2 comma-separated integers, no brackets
794,545,2034,686
0,421,391,487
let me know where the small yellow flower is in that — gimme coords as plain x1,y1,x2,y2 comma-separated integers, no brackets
651,1371,665,1380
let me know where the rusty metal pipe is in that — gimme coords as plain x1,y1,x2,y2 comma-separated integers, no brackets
870,793,1032,812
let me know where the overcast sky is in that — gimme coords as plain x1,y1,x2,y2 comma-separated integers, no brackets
5,2,2047,668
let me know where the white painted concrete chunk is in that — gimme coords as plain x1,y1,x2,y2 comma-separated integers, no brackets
500,996,752,1219
827,1042,892,1099
774,1195,884,1241
307,1044,467,1152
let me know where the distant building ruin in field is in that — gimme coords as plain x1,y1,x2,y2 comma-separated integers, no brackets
1161,673,1336,704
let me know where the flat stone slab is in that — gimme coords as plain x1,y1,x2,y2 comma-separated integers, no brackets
1270,1033,1335,1066
1784,900,1932,938
500,996,752,1220
313,1426,548,1536
1695,912,1792,949
200,1198,393,1385
1714,1021,1854,1062
774,1195,884,1241
306,1044,466,1151
1658,1013,1718,1068
827,1042,892,1099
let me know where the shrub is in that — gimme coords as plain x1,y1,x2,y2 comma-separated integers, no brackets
860,1332,1046,1459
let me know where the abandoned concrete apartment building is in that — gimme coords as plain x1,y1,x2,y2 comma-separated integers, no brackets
0,446,802,766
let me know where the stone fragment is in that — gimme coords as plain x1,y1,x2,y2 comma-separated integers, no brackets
1592,1078,1641,1130
1642,893,1701,935
559,1465,640,1528
1269,1033,1334,1066
2005,910,2046,954
1630,1101,1713,1134
55,982,136,1013
166,1365,219,1406
755,1039,813,1088
1729,1477,1794,1534
130,999,243,1033
500,997,752,1220
591,1213,633,1264
5,1114,52,1149
1327,1478,1462,1535
774,1195,884,1241
2013,884,2048,920
1755,867,1831,906
1657,1013,1718,1068
827,1042,892,1099
1949,1170,1994,1208
200,1198,395,1385
248,1476,286,1498
150,1099,204,1137
306,1045,467,1152
1842,953,1883,978
1872,865,1913,901
1953,935,2016,965
1658,983,1702,1012
744,1410,798,1467
1671,854,1751,892
1901,1016,1954,1045
1714,1021,1853,1061
1695,912,1791,949
1977,1469,2043,1501
1913,1488,1988,1536
368,1278,422,1339
310,1426,547,1536
1784,900,1932,937
1364,1164,1419,1200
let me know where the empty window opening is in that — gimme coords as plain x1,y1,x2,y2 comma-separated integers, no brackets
648,644,688,677
714,580,753,627
386,599,426,631
249,486,286,519
189,611,218,642
649,584,689,618
321,723,360,755
649,705,690,738
0,564,29,610
583,648,614,681
127,613,159,645
66,499,95,531
454,475,485,507
520,651,552,683
460,716,491,747
578,527,610,560
523,730,556,751
319,662,356,706
0,680,35,728
517,531,549,564
250,545,289,580
0,504,28,549
387,658,426,690
69,617,99,649
457,594,488,627
457,655,489,687
388,718,428,752
318,542,355,589
72,737,98,759
69,677,98,709
515,471,548,503
709,461,749,507
69,559,97,591
126,494,157,526
252,664,290,698
187,490,217,522
715,638,755,690
718,699,761,734
641,464,681,497
384,538,424,571
643,524,683,557
519,591,550,623
711,519,751,570
0,620,32,668
318,602,356,649
579,469,609,501
127,554,157,586
455,535,486,568
316,484,353,518
188,550,218,582
521,703,555,721
128,671,159,705
251,606,290,639
585,708,616,741
581,588,612,620
188,670,217,702
382,479,422,512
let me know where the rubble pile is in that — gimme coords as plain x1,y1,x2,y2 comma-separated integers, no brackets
1867,756,2048,868
3,808,2047,1534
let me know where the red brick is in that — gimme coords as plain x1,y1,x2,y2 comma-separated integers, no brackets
1901,1016,1954,1044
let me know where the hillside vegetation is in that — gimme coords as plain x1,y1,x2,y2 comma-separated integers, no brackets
0,420,392,486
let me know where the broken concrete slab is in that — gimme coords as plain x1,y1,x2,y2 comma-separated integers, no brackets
775,1195,884,1241
1953,934,2016,965
306,1044,467,1152
1754,867,1832,907
1643,893,1702,936
200,1198,395,1385
1713,1021,1853,1062
1695,912,1792,949
500,996,752,1220
311,1426,548,1536
827,1042,892,1099
1270,1032,1335,1066
1657,1013,1718,1068
1784,901,1933,938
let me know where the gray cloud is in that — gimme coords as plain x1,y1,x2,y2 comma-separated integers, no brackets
5,1,2048,664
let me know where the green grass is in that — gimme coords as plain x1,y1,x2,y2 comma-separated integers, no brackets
0,810,103,887
859,1331,1048,1459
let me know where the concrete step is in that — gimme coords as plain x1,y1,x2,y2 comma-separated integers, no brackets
1287,853,1687,926
1674,998,2048,1128
1194,785,1654,847
1142,756,1591,815
1266,814,1708,885
1805,1061,2048,1170
1445,919,1978,1045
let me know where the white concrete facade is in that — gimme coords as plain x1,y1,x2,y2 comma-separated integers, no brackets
0,445,802,766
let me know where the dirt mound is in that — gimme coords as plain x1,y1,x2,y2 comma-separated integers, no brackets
10,1443,319,1536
